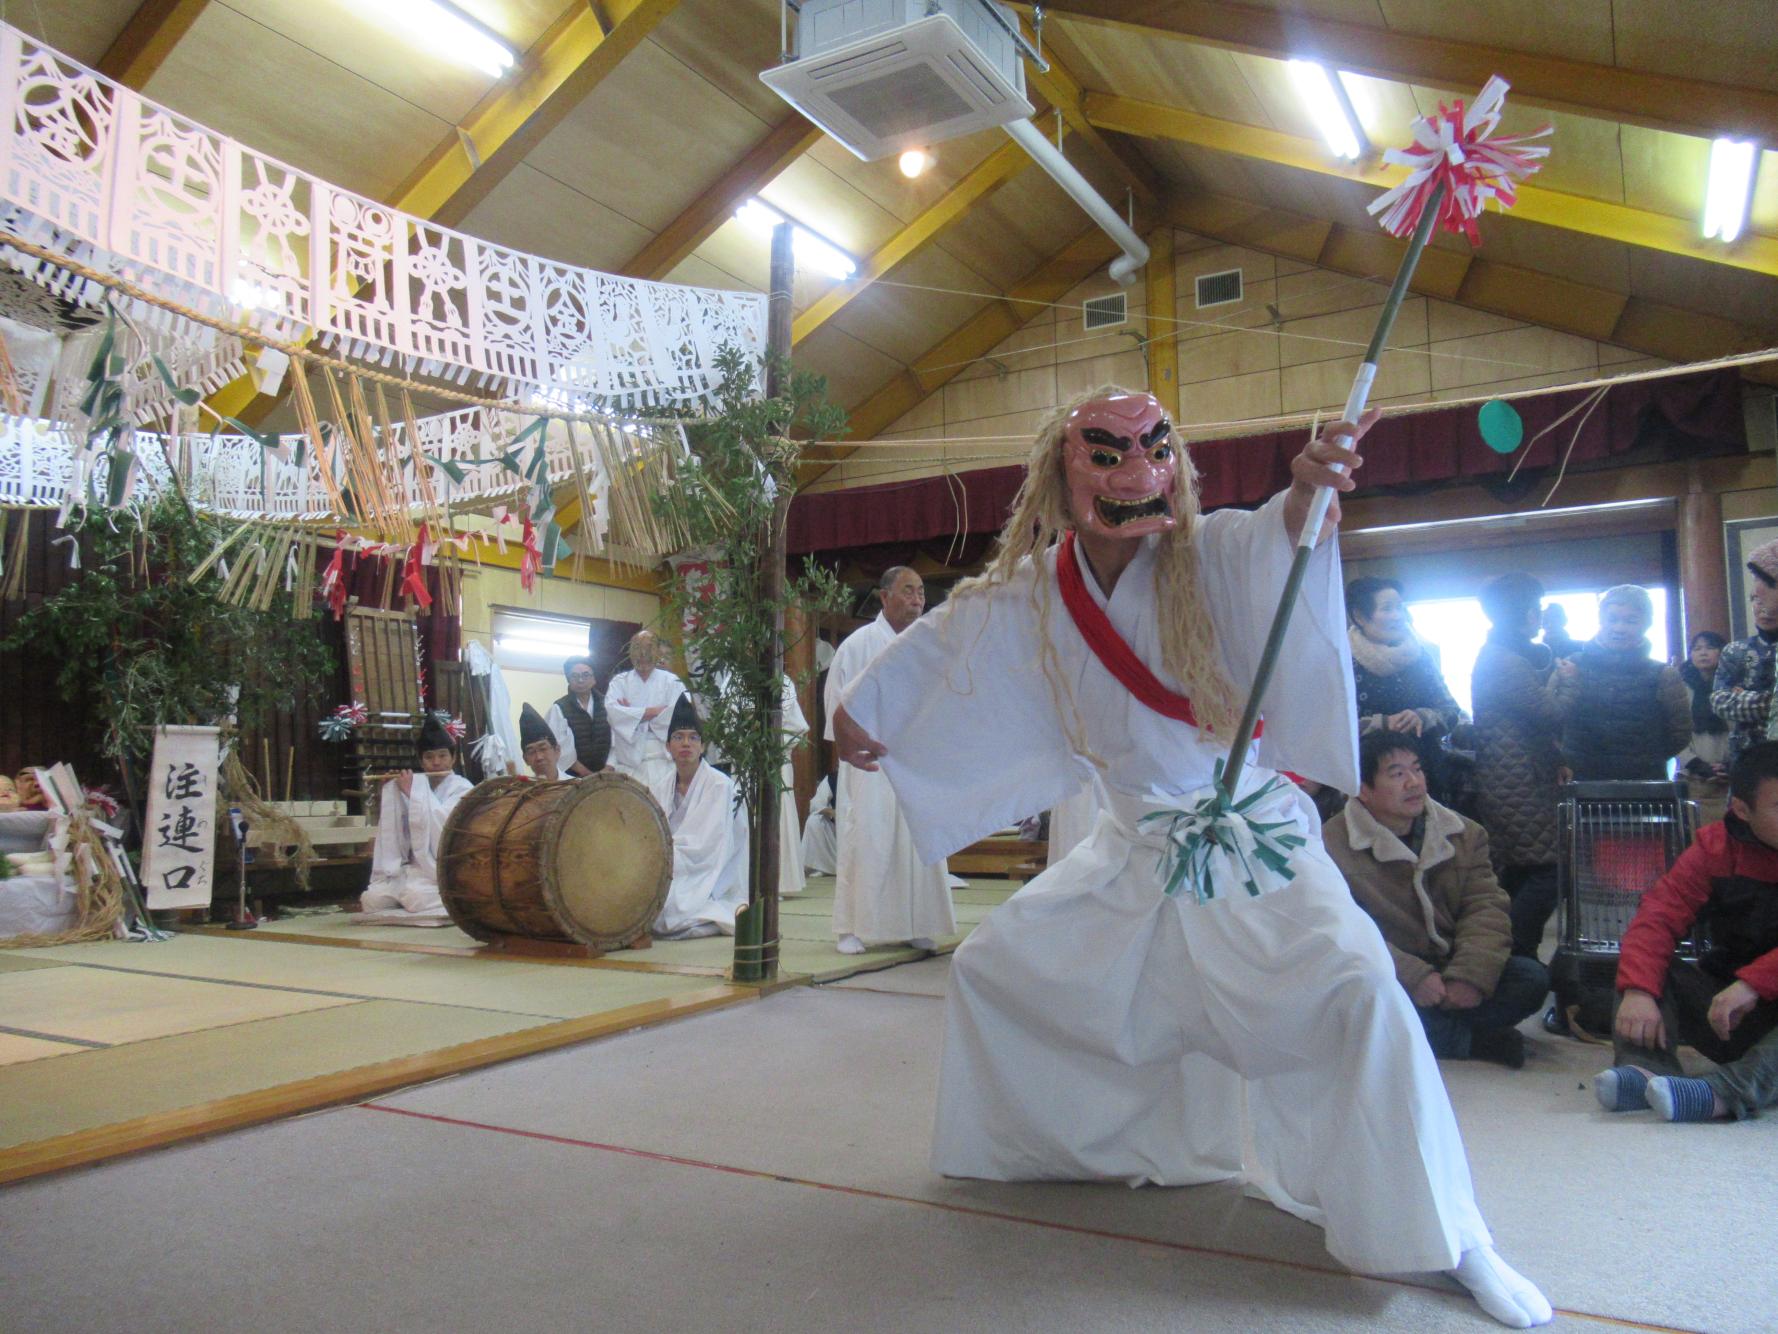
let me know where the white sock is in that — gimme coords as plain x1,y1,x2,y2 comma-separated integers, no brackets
908,937,935,950
837,934,866,955
1452,1247,1553,1328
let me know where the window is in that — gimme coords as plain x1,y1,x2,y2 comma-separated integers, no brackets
1406,586,1670,719
491,607,591,673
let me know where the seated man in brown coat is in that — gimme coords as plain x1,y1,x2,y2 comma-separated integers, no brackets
1326,731,1552,1068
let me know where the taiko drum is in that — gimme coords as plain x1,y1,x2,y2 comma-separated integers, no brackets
437,772,671,949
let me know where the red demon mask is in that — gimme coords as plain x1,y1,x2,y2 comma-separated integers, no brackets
1062,392,1177,538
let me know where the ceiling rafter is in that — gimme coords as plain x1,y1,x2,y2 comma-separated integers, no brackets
1019,0,1778,142
791,136,1036,347
209,0,683,423
621,112,822,281
98,0,211,88
1161,193,1778,388
388,0,684,228
1085,92,1778,280
801,227,1122,487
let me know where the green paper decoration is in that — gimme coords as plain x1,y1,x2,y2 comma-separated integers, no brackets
1479,399,1523,454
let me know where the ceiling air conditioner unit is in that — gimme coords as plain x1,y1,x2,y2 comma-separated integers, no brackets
760,0,1033,161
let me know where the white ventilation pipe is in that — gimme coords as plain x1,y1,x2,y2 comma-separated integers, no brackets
1004,117,1148,286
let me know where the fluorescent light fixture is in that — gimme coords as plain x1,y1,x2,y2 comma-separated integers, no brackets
1703,137,1758,243
361,0,515,79
734,198,858,280
1287,59,1366,161
899,149,931,179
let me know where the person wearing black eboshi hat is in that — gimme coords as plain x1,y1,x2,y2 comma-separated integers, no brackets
361,713,472,916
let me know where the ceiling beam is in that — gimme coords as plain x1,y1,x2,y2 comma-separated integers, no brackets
98,0,210,88
1087,92,1778,280
389,0,683,227
792,136,1035,347
1161,193,1778,388
801,227,1122,487
1023,0,1778,142
210,0,681,423
621,113,822,281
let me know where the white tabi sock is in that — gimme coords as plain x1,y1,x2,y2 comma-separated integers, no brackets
1452,1246,1553,1328
837,934,866,955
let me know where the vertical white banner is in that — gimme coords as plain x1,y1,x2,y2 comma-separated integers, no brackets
142,724,222,910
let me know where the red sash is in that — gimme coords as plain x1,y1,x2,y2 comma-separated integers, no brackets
1055,530,1260,738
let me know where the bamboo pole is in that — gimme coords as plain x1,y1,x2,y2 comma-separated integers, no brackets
1217,180,1447,800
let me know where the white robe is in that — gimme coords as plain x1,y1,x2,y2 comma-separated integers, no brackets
362,772,473,915
839,493,1491,1277
651,760,746,936
778,675,810,897
826,613,955,945
800,775,837,876
606,667,684,793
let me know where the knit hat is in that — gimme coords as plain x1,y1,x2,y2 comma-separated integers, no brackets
1598,584,1653,624
1747,538,1778,588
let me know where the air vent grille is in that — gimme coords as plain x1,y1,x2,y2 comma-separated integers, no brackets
1083,292,1127,331
1195,269,1243,309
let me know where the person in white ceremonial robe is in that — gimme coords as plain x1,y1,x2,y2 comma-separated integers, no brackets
800,771,837,876
605,629,685,792
361,715,473,915
777,674,811,897
650,697,747,939
825,566,955,955
832,389,1551,1329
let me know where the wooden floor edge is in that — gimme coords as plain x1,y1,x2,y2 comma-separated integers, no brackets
0,984,751,1187
176,925,732,977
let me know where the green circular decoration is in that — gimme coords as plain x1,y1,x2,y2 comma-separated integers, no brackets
1478,399,1523,453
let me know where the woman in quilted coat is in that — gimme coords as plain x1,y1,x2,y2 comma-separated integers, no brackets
1471,573,1575,961
1347,576,1463,802
1554,585,1691,781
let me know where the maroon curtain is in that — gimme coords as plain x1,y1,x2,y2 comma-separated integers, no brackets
788,367,1745,556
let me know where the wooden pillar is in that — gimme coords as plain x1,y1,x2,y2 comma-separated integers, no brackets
785,602,816,824
1678,482,1729,643
1144,226,1179,424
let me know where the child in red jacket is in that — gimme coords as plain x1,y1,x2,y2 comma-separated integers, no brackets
1594,741,1778,1121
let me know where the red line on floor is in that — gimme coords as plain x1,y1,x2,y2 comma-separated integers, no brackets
356,1102,1695,1333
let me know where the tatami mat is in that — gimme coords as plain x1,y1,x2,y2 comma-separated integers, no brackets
0,966,356,1044
0,954,67,972
0,1031,84,1066
12,935,728,1019
0,999,544,1149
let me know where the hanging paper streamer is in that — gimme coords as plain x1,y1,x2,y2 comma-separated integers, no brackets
1478,399,1524,453
1367,76,1550,246
317,702,367,743
519,513,542,592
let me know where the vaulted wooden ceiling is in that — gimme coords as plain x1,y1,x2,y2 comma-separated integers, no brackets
26,0,1778,445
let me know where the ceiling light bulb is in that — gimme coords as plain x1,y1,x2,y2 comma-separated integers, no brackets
899,149,930,179
1287,59,1365,162
1703,137,1758,243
